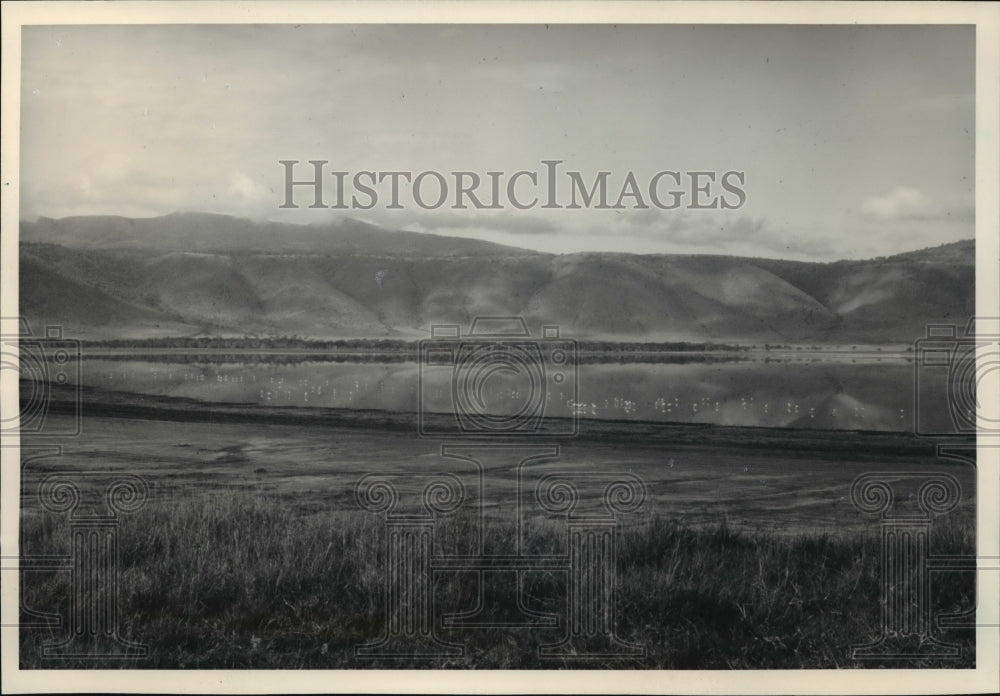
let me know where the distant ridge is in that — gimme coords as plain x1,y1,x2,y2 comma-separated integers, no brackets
22,212,528,257
19,214,974,343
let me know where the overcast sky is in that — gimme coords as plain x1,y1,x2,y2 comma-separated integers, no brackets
20,24,974,260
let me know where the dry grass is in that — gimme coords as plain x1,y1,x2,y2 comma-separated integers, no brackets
19,490,975,669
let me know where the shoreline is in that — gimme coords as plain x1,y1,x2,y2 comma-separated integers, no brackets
26,381,966,461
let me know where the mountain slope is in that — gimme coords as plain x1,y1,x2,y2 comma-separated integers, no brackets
18,215,974,343
20,212,527,257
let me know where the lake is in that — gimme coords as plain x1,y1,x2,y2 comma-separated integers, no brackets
67,352,935,433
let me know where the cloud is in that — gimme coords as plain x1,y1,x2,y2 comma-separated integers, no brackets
358,209,558,236
609,209,763,246
416,211,557,235
600,209,840,260
17,25,975,262
860,186,972,222
614,209,764,243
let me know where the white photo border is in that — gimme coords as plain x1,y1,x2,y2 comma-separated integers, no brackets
2,2,997,694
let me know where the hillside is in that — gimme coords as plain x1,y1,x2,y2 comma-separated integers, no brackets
18,214,974,343
20,212,526,257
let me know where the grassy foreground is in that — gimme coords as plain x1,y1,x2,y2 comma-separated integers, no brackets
19,491,975,669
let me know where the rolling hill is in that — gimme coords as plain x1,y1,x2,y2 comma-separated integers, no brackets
18,214,974,343
20,212,524,257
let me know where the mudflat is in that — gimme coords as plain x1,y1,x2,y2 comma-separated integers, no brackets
21,384,976,535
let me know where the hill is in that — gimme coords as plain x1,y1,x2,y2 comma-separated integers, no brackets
21,212,525,257
18,214,974,343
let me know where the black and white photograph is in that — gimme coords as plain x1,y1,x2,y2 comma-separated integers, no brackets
2,1,998,694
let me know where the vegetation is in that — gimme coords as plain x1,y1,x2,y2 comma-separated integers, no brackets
20,492,975,669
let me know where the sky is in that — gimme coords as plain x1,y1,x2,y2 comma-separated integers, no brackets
19,24,975,260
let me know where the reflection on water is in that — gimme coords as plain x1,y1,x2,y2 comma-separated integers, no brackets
64,354,934,433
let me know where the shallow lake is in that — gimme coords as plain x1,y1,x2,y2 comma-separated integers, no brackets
64,353,950,433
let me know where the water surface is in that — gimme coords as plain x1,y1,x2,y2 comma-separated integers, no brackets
67,353,933,432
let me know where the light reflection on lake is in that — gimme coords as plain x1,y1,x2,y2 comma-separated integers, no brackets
68,354,931,432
